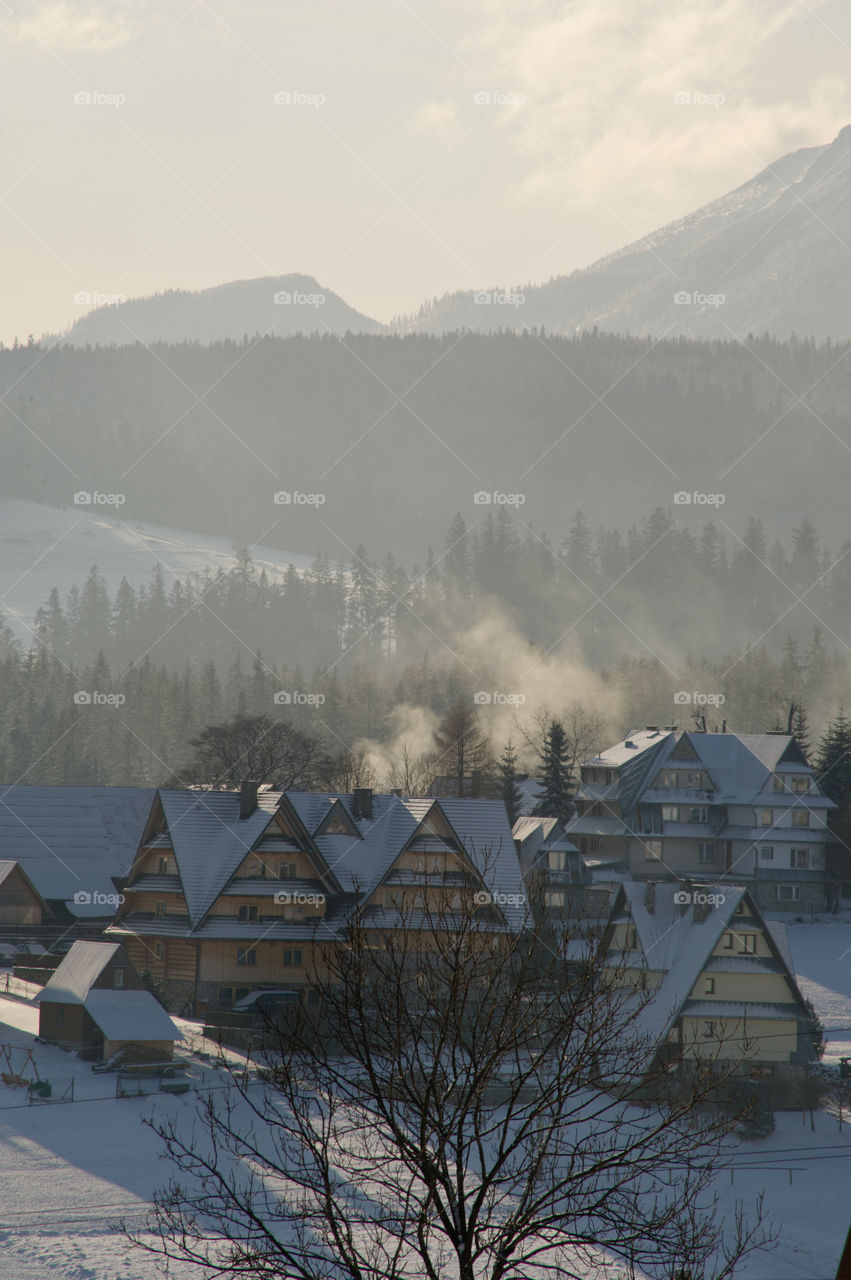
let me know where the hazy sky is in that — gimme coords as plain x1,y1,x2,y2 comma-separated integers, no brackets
2,0,851,344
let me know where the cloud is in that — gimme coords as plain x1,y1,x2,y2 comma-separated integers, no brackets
460,0,850,232
412,98,461,139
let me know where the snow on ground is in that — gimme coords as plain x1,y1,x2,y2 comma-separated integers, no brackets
0,500,314,644
3,917,851,1279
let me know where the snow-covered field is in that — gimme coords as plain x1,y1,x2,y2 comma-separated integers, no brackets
0,500,313,644
3,918,851,1279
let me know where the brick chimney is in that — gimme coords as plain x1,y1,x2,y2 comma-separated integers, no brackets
352,788,373,820
644,881,656,915
239,780,260,820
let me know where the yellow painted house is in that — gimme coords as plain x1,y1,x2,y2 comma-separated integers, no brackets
603,879,816,1075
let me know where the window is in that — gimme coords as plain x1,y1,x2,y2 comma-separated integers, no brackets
57,1007,64,1028
548,849,566,871
698,843,716,863
792,776,810,794
777,884,802,901
761,810,773,826
644,841,662,860
791,848,809,868
741,934,757,953
112,967,125,988
723,932,734,950
662,806,679,822
590,802,603,817
759,845,774,861
217,986,233,1006
689,807,708,824
605,770,613,784
279,861,297,879
704,977,715,994
545,891,565,908
661,772,677,788
158,856,169,874
792,810,810,827
590,836,602,852
703,1021,716,1038
155,942,165,962
248,860,266,879
283,948,303,967
236,948,256,966
238,904,258,922
386,889,404,910
773,775,784,792
155,901,166,918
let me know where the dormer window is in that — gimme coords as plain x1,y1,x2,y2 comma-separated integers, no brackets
113,967,125,988
324,814,349,835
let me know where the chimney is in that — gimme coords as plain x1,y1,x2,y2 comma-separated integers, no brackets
239,780,260,820
389,788,402,798
644,881,656,915
352,787,373,820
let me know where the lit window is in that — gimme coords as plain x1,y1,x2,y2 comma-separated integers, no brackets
662,806,679,822
548,849,567,871
644,841,662,860
112,967,125,988
545,891,565,908
792,777,810,794
792,811,810,827
773,775,784,792
761,810,773,826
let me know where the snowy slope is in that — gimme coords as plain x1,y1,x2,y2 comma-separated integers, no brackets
0,500,314,644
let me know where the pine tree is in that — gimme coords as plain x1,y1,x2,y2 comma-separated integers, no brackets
815,709,851,805
532,719,573,823
499,739,523,826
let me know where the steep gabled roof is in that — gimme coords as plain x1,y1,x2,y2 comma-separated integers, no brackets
35,940,122,1005
84,988,181,1042
426,798,528,928
159,789,283,927
0,784,156,913
0,859,47,909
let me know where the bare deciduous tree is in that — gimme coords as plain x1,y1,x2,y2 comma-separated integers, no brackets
170,713,330,789
132,888,773,1280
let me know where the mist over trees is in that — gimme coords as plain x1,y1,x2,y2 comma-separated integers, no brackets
4,329,851,560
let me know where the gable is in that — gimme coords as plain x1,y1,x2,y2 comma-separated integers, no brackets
315,799,361,839
669,733,700,762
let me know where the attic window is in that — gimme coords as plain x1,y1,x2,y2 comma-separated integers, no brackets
158,856,169,874
324,813,349,835
113,968,125,988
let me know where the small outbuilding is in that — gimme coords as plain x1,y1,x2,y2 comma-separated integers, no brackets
34,940,181,1060
0,860,49,925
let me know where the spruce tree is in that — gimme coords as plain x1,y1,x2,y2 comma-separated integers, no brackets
499,739,523,826
532,719,573,823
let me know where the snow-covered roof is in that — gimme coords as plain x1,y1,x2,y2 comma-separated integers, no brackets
0,785,156,914
84,989,181,1042
36,941,122,1004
